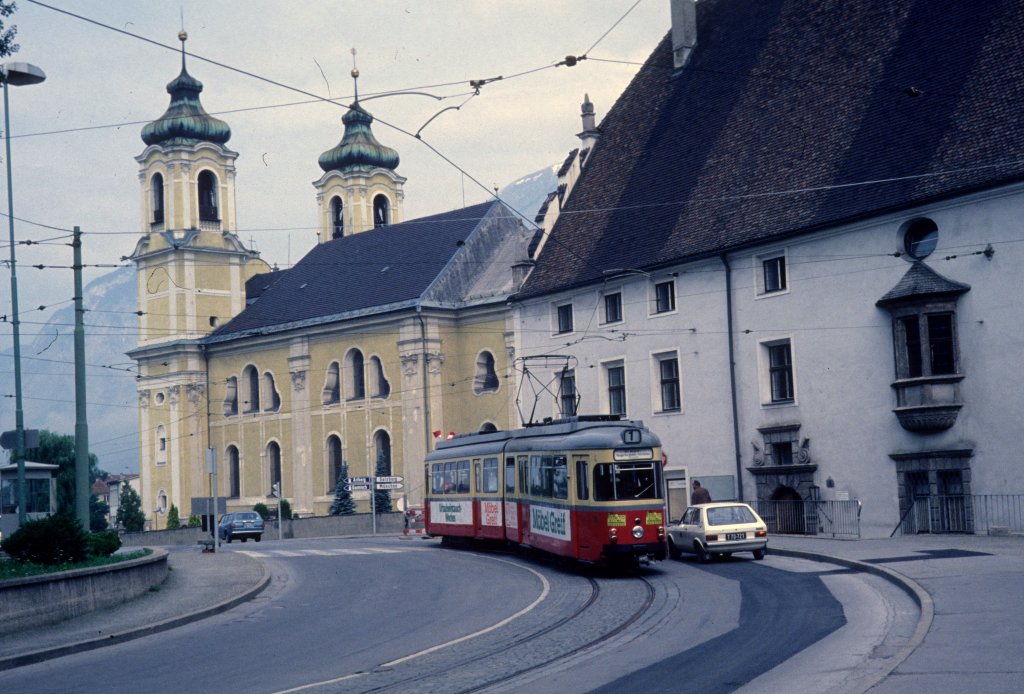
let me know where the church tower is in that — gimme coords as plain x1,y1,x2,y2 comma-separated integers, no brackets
129,32,270,528
313,62,405,241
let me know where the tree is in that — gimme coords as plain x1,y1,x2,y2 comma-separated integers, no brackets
280,498,293,521
374,453,392,514
89,495,109,532
329,462,356,515
0,2,18,60
116,483,145,532
166,503,181,529
31,430,106,516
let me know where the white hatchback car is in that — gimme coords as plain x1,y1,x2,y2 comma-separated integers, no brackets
668,502,768,562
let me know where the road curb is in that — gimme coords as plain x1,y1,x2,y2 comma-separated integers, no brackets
0,558,270,672
770,547,934,694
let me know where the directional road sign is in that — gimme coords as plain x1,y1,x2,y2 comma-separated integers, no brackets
376,476,404,483
376,482,404,490
345,476,373,484
345,484,371,492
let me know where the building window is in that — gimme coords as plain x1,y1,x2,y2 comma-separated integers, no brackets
151,173,165,225
556,303,574,334
227,445,240,498
369,356,391,398
603,292,622,324
766,341,795,403
2,477,49,514
896,312,957,378
373,194,390,228
653,280,675,314
262,372,281,412
560,369,578,416
326,435,342,494
605,361,626,416
322,362,340,405
345,349,365,400
267,442,282,494
762,255,787,294
330,196,344,239
373,430,392,476
156,424,167,464
655,353,681,412
197,170,219,221
242,365,260,413
474,351,500,393
903,218,938,260
223,377,238,416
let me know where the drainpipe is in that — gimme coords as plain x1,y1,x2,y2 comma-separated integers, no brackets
721,254,744,501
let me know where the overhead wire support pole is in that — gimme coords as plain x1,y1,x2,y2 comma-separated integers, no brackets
73,226,90,528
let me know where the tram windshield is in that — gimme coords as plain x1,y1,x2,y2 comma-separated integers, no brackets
593,462,661,501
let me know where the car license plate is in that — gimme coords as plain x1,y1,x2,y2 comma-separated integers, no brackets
726,532,746,541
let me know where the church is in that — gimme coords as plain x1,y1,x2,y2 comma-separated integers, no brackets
128,33,533,526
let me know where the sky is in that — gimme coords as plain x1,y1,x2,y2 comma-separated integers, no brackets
0,1,670,470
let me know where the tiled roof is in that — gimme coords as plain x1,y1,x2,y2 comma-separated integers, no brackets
520,0,1024,298
876,262,970,307
209,201,512,341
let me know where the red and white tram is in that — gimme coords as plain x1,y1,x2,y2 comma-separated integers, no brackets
424,415,667,565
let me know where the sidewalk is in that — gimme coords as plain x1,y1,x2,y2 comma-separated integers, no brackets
1,534,1021,692
0,547,268,671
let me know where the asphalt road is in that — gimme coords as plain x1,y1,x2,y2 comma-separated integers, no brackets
0,537,914,693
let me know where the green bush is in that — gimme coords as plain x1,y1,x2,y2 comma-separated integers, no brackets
253,502,270,520
86,530,122,557
187,514,202,528
280,499,293,520
165,503,181,530
1,514,89,565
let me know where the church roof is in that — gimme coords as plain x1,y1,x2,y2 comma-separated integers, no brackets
519,0,1024,298
207,200,528,342
318,102,400,172
141,38,231,147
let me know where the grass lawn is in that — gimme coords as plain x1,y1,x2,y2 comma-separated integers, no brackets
0,549,152,581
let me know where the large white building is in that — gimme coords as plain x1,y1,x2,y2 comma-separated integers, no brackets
513,0,1024,538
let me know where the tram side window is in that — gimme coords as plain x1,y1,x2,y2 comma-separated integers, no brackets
575,458,589,500
457,460,470,493
444,462,456,492
553,456,568,500
482,457,499,493
593,462,660,501
474,461,481,493
518,455,529,494
431,464,445,494
505,457,516,494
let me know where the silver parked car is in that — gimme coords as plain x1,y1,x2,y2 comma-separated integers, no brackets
667,502,767,562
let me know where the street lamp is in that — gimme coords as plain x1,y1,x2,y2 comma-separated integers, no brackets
3,62,46,525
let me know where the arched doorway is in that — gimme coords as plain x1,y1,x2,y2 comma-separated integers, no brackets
770,485,805,534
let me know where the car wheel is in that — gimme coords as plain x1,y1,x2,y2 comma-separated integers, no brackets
242,537,248,543
668,537,681,560
255,535,261,543
753,548,766,560
226,535,232,544
696,542,712,563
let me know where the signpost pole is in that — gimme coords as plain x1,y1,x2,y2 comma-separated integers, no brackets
371,476,376,535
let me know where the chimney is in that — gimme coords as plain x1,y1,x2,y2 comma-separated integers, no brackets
577,93,600,151
671,0,698,70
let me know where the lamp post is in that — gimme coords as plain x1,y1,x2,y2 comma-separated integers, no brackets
3,62,46,526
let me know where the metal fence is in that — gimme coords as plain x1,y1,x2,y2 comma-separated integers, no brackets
755,499,862,539
895,495,1024,536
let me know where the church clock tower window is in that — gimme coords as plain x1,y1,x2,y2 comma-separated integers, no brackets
151,173,165,225
373,194,390,228
198,170,219,221
331,196,344,238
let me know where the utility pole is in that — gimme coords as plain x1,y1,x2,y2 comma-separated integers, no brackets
73,227,90,529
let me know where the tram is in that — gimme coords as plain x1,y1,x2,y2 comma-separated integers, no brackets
424,415,667,566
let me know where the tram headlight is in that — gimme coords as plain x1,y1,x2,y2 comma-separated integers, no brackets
609,527,619,543
631,524,644,539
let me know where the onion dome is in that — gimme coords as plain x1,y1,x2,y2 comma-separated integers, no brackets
318,102,400,173
141,32,231,147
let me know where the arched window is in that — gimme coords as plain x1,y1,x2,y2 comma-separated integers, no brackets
322,361,340,405
479,422,498,433
227,445,240,498
345,349,365,400
151,172,165,225
156,424,167,464
369,356,390,398
267,441,282,495
242,365,260,413
373,430,392,476
373,194,390,228
262,371,281,412
474,351,500,393
198,170,219,221
157,490,168,514
223,376,238,416
326,435,343,494
330,196,344,239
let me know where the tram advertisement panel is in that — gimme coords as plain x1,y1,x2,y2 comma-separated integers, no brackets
431,500,472,525
530,505,571,541
504,501,518,529
481,500,502,526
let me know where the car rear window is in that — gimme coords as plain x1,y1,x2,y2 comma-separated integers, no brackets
237,512,260,521
706,505,757,526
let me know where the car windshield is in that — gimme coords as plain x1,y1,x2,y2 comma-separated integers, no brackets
706,505,757,526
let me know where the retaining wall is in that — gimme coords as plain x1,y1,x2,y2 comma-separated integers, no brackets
1,548,168,632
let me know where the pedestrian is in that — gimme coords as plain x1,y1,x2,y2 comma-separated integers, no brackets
691,479,712,505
